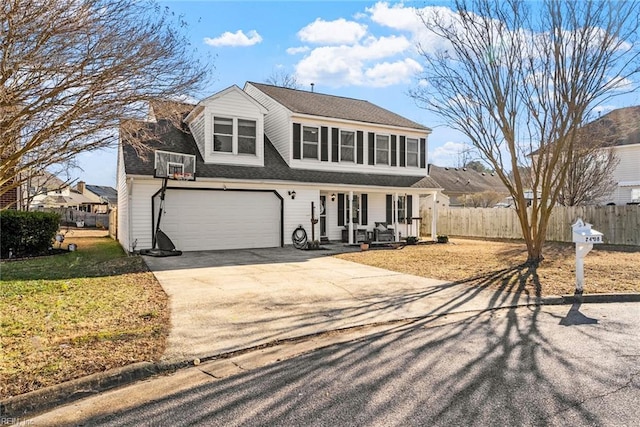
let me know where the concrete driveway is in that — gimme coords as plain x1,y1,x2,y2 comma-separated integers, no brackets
144,246,535,363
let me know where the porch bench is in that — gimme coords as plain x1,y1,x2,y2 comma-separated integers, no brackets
374,222,395,242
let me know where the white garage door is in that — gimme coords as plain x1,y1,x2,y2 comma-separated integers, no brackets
158,189,281,251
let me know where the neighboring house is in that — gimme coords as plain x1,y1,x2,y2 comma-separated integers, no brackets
425,164,509,207
117,83,441,252
0,179,18,209
28,174,117,213
83,183,118,213
579,106,640,205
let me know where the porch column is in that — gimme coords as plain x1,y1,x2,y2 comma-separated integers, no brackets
348,191,354,245
394,192,400,242
431,191,438,242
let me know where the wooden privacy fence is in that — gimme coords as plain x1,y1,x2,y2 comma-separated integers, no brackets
421,205,640,246
109,208,117,239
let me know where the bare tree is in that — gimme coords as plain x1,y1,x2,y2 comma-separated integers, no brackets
265,69,301,89
463,190,505,208
556,147,619,206
1,0,212,202
411,0,640,263
464,160,494,174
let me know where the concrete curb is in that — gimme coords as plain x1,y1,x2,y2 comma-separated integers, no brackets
4,293,639,419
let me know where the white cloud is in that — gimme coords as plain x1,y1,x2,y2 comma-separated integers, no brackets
364,59,423,87
429,141,473,166
286,46,310,55
204,30,263,47
295,35,412,87
298,18,367,45
367,2,456,54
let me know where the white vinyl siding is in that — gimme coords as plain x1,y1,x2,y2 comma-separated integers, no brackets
116,146,130,251
610,144,640,204
244,83,291,162
189,114,206,157
200,86,265,167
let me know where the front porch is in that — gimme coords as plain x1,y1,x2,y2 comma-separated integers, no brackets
314,189,439,245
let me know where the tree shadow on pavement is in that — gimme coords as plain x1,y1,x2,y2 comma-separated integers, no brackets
80,263,639,426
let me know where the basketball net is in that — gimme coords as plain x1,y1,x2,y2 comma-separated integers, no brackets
171,172,193,181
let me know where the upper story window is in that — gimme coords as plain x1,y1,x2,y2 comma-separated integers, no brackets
340,130,355,162
213,116,257,155
376,135,390,165
213,117,233,153
238,119,256,155
406,138,419,167
303,126,319,159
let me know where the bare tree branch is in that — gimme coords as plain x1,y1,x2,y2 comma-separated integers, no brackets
1,0,213,200
410,0,640,263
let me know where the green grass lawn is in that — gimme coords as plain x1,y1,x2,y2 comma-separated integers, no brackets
0,237,169,399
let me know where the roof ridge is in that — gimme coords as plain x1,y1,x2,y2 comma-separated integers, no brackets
247,81,372,104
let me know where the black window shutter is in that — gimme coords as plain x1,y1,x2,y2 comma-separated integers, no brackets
391,135,397,166
368,133,375,165
331,128,339,162
361,194,368,226
407,195,413,224
386,194,393,223
337,193,345,226
356,131,364,164
321,126,329,161
293,123,301,159
399,136,406,167
420,138,426,168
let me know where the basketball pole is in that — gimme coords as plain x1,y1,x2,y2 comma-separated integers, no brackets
153,177,169,249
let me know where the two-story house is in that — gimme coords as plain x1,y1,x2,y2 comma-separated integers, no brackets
117,83,441,253
583,106,640,205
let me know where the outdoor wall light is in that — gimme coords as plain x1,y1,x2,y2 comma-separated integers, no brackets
288,190,296,200
331,193,336,202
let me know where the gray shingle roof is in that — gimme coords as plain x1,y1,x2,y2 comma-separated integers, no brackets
122,118,439,190
427,164,508,195
579,106,640,148
247,82,430,131
85,185,118,204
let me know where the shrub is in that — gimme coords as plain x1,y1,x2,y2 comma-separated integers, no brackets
406,236,419,245
0,210,60,258
437,235,449,244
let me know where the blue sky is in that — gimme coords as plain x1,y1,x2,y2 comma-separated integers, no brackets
77,0,640,187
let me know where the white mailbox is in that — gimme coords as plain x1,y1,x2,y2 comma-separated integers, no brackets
571,218,604,293
572,219,604,244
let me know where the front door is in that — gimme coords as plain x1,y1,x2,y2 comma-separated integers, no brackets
319,195,327,238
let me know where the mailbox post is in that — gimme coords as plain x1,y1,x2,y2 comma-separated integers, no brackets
571,218,603,293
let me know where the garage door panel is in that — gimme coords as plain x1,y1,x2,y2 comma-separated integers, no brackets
158,190,280,251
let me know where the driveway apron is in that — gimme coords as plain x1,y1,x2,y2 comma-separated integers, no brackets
143,247,528,363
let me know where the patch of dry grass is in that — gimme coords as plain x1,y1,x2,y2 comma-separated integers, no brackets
336,238,640,297
0,237,169,399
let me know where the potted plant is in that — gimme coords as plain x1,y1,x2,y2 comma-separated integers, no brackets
437,235,449,244
406,236,419,245
360,240,370,251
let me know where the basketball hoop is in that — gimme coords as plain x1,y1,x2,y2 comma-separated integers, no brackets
171,172,193,181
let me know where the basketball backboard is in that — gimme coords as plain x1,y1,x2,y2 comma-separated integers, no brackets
154,150,196,181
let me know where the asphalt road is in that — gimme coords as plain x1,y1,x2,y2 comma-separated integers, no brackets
38,302,640,426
